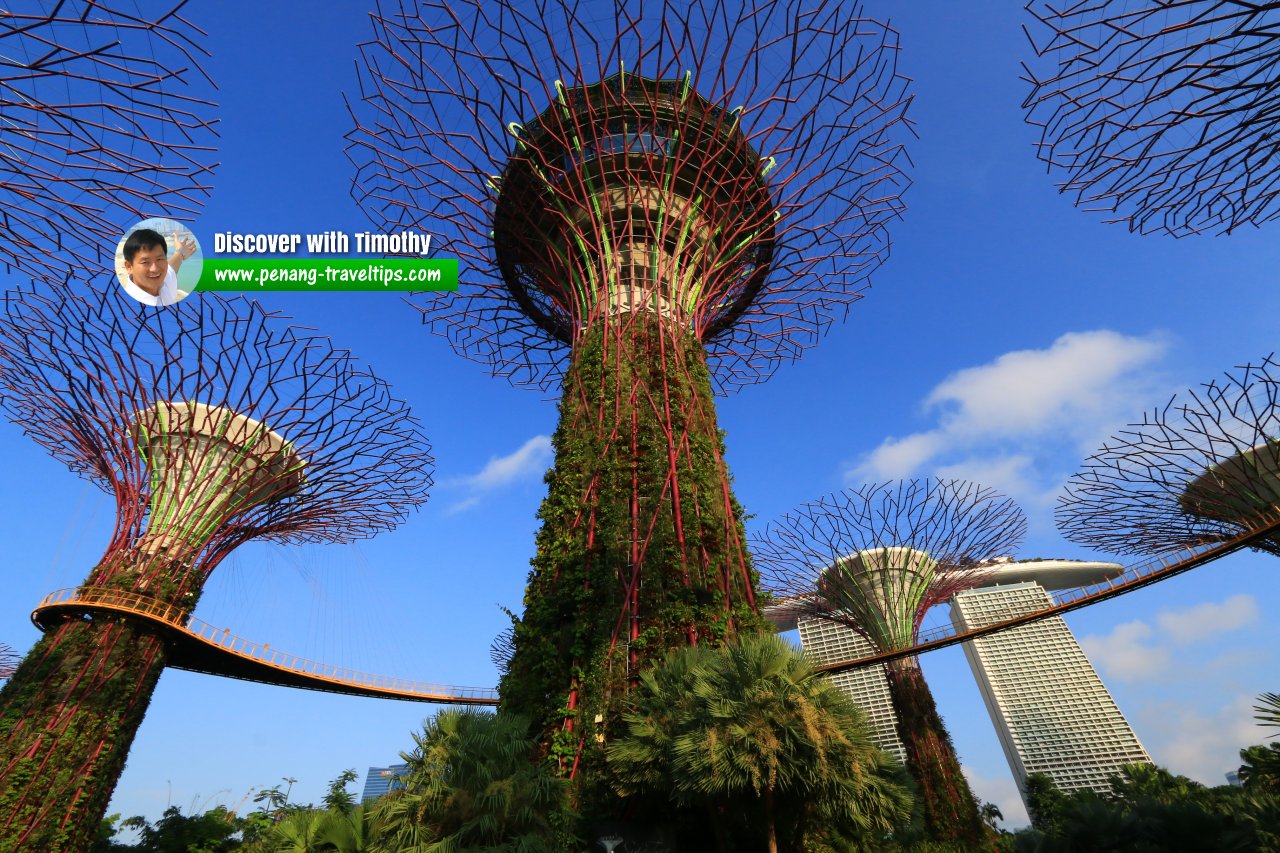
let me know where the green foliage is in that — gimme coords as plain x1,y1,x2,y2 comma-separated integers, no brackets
243,803,376,853
1022,773,1067,835
251,777,300,826
1256,691,1280,733
883,657,986,845
247,808,322,853
606,633,914,852
90,814,136,852
1016,765,1280,852
1239,743,1280,794
313,804,375,852
0,618,169,852
499,317,766,794
322,770,360,816
371,709,574,852
93,805,244,853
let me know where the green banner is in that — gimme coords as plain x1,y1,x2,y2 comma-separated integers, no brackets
195,258,457,292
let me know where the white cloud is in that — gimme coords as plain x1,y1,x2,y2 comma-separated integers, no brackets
1080,620,1171,682
442,496,481,516
1080,594,1258,683
933,454,1048,508
443,435,552,512
859,432,946,480
454,435,552,491
1139,694,1266,785
1154,594,1259,645
924,331,1167,441
846,330,1170,509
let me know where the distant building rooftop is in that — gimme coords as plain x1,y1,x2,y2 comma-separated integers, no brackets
361,763,408,803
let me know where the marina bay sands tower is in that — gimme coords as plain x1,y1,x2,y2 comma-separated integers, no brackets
949,559,1151,801
794,558,1150,806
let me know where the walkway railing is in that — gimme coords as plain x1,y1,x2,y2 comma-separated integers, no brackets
32,587,499,705
812,510,1280,675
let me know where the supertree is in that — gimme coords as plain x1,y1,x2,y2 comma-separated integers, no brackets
0,1,218,283
345,0,914,800
753,480,1027,843
0,284,433,852
0,646,15,681
1022,1,1280,236
1058,353,1280,557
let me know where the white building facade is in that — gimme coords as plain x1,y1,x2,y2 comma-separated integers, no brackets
950,581,1151,801
796,616,906,763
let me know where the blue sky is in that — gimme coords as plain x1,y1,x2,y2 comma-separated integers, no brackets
1,0,1278,830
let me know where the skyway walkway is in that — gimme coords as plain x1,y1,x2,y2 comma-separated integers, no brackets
31,587,499,706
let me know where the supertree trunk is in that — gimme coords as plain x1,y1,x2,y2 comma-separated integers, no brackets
0,535,231,851
501,312,765,796
0,549,201,852
884,656,984,844
0,620,168,852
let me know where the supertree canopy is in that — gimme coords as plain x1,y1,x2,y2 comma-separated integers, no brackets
1022,1,1280,236
0,1,218,283
347,0,913,390
0,646,15,681
0,284,433,852
753,480,1027,844
1058,353,1280,557
346,0,914,807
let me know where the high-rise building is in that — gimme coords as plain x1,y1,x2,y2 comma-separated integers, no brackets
784,559,1150,807
796,616,906,763
361,764,408,803
950,561,1151,802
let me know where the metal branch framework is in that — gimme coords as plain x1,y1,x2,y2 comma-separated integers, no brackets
1022,1,1280,236
0,282,432,852
1058,353,1280,557
346,0,914,391
0,646,15,681
345,0,915,804
754,480,1027,652
752,479,1026,843
0,1,219,283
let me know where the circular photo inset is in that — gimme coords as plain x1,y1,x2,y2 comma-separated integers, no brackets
115,217,203,307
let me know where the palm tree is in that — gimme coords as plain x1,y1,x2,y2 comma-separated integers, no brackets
314,803,375,852
607,633,913,853
1238,744,1280,794
1255,691,1280,732
371,709,570,852
979,800,1002,831
250,808,323,852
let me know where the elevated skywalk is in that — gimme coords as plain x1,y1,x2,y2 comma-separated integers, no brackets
31,587,499,705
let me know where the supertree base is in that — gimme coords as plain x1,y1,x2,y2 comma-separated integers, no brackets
884,655,984,844
0,617,168,852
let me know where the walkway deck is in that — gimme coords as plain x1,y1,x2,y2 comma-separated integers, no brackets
31,588,499,705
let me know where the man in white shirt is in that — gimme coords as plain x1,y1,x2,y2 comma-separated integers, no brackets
120,228,196,306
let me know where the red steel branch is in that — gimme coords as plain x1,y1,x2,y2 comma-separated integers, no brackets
346,0,914,391
1023,1,1280,236
752,479,1027,649
0,1,219,283
1059,353,1280,557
